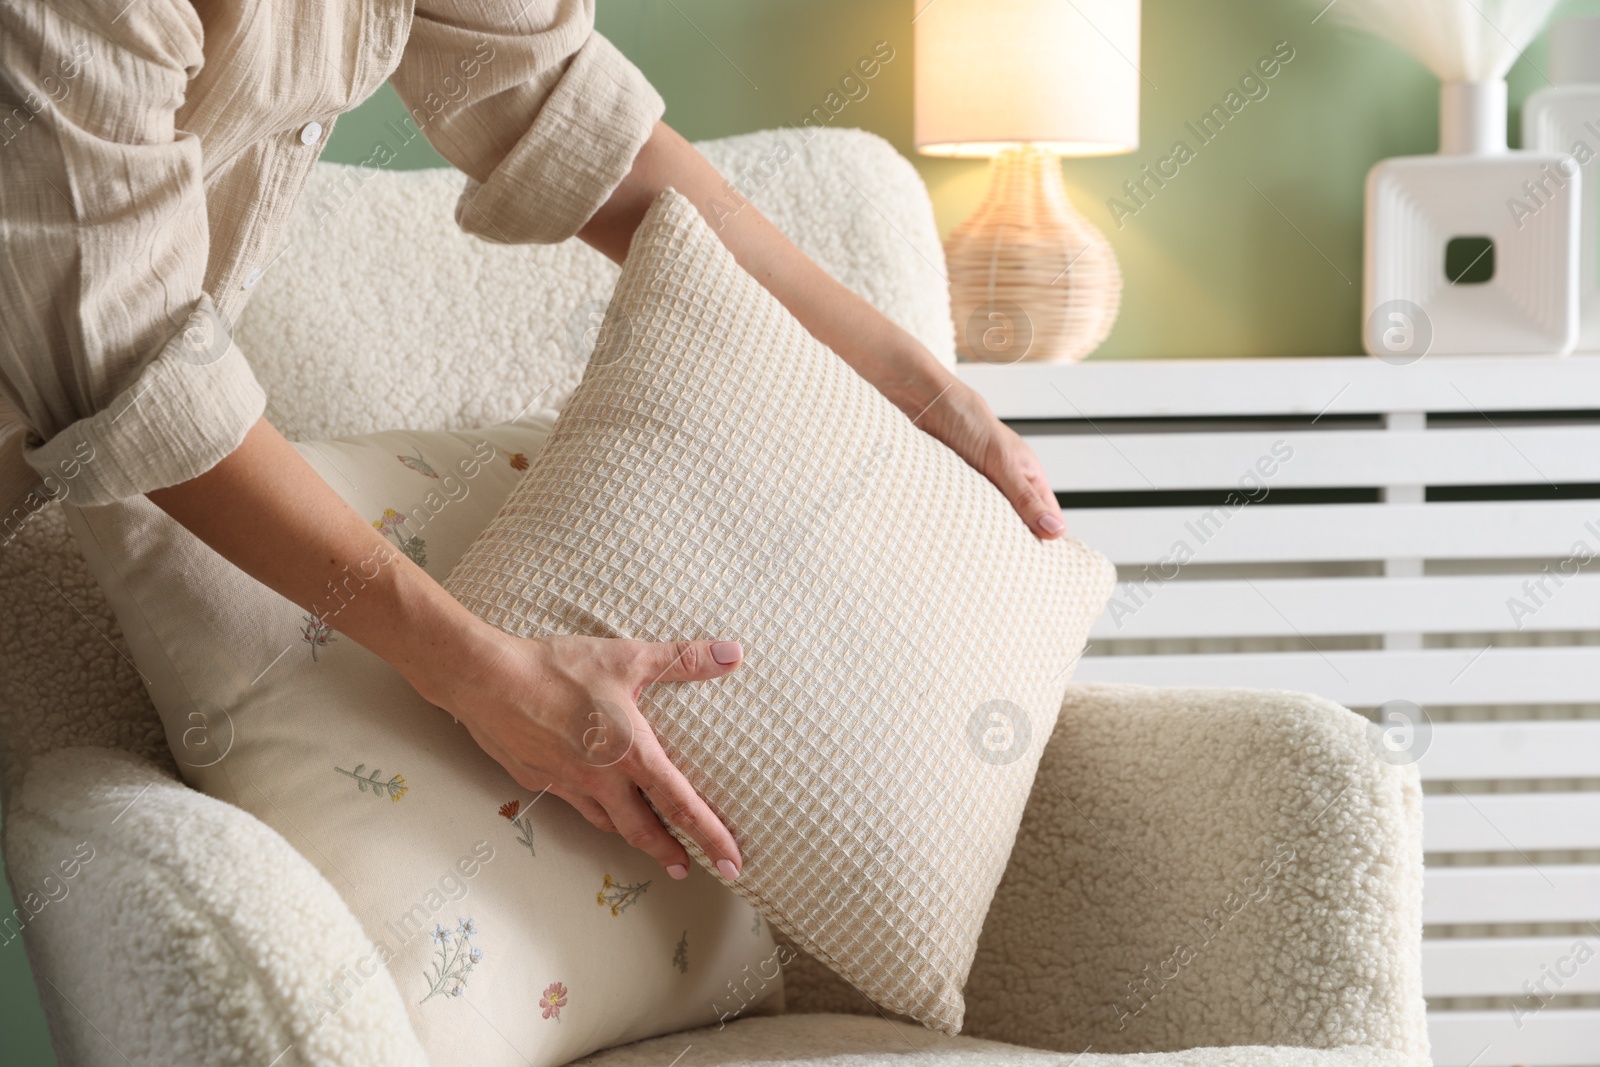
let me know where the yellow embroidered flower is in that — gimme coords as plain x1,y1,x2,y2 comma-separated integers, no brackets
387,774,408,802
595,872,649,916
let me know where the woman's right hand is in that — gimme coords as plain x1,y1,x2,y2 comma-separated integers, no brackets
417,625,746,882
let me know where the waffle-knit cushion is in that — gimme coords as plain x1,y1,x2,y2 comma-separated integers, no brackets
444,190,1116,1034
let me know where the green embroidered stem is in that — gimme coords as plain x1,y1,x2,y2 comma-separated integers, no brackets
300,614,336,660
419,921,481,1003
334,763,408,802
672,930,689,973
596,873,651,916
513,815,536,858
397,533,427,568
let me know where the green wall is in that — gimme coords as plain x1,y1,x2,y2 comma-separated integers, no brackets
7,1,1600,1061
0,874,56,1065
323,0,1600,358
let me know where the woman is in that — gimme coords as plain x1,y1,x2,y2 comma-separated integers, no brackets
0,0,1065,883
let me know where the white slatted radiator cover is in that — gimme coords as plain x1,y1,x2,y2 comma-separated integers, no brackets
961,356,1600,1067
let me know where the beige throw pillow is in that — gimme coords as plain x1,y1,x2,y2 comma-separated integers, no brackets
444,190,1116,1034
65,415,781,1067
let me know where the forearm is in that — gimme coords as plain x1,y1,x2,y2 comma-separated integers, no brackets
146,417,494,701
146,417,748,875
578,122,957,417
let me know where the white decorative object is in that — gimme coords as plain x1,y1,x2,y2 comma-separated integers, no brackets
1329,0,1578,359
915,0,1139,363
1523,16,1600,351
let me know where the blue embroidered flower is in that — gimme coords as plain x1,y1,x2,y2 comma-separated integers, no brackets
421,917,482,1004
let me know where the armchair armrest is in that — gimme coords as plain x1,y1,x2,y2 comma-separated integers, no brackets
3,747,427,1067
963,682,1427,1061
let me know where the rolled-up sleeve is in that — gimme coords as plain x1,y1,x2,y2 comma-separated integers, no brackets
0,0,265,507
390,0,665,246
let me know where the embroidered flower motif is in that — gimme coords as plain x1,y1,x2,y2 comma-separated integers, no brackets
539,981,568,1021
596,873,651,916
300,613,337,660
500,799,537,859
335,763,408,802
421,917,482,1003
509,452,530,472
672,930,688,974
397,450,440,478
371,507,427,568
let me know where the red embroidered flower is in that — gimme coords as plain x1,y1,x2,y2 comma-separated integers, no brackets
509,452,530,471
498,800,520,820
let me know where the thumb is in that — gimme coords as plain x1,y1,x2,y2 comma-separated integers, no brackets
1012,469,1066,539
996,448,1066,540
636,639,743,685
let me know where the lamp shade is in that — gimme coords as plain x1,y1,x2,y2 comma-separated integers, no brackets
915,0,1141,157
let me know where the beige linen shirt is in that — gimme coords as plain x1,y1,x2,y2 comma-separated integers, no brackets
0,0,663,509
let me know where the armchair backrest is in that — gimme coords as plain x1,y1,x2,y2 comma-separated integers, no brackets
234,127,955,442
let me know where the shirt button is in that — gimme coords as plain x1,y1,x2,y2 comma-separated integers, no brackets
299,121,323,146
242,267,263,290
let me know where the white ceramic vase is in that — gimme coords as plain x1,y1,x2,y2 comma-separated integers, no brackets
1365,80,1579,360
1522,16,1600,352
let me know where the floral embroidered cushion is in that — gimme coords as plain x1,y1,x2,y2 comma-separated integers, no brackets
445,191,1117,1034
64,412,781,1067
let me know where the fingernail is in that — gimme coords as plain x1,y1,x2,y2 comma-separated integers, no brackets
711,641,742,665
1038,514,1066,535
667,863,688,880
716,858,740,881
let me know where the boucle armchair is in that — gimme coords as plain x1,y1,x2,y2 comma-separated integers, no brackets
0,128,1427,1066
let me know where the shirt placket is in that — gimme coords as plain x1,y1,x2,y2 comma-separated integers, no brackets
226,2,414,313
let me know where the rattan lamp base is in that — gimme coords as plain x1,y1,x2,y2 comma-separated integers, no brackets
946,146,1122,363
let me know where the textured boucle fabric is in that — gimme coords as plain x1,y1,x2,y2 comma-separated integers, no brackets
0,495,168,807
569,1014,1423,1067
4,747,427,1066
967,683,1428,1059
233,128,955,442
444,189,1117,1034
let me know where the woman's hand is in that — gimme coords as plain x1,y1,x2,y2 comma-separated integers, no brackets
416,627,747,882
909,376,1067,540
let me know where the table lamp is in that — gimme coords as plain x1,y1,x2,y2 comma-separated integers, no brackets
915,0,1140,362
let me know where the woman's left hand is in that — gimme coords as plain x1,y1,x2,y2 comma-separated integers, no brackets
908,377,1067,540
576,121,1068,539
